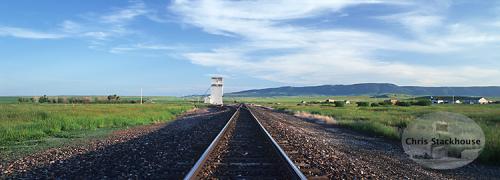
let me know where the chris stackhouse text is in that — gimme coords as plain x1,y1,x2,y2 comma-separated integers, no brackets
405,137,481,145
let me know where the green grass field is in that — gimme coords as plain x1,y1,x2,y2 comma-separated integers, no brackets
233,96,500,165
0,98,194,162
0,97,19,104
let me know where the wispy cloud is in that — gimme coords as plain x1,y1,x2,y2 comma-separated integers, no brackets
109,43,185,54
100,1,148,24
171,0,500,86
1,1,153,44
377,12,443,34
0,26,65,39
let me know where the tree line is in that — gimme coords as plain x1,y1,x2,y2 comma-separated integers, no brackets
18,95,148,104
301,99,432,107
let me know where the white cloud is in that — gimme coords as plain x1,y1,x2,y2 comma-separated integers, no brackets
60,20,82,33
0,26,65,39
171,0,500,86
109,43,185,54
377,12,443,34
100,1,148,24
185,47,500,86
82,31,110,40
1,1,150,43
442,23,500,44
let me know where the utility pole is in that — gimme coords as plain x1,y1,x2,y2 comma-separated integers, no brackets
140,88,143,105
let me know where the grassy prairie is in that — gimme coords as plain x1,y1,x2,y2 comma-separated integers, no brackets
0,103,192,144
0,103,193,162
0,97,18,104
236,96,500,165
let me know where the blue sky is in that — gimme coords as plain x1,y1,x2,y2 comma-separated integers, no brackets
1,0,500,96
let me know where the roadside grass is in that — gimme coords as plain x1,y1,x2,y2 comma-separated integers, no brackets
0,103,192,144
0,103,193,162
0,128,115,163
242,97,500,165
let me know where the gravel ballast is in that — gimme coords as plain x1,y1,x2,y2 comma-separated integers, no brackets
250,106,500,179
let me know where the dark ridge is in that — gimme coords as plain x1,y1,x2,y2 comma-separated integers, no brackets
226,83,500,97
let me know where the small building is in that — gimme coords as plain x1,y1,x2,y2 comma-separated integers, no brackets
384,99,398,105
432,99,445,104
325,99,335,103
462,97,489,104
426,96,489,104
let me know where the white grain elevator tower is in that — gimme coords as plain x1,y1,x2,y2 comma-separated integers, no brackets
204,77,223,105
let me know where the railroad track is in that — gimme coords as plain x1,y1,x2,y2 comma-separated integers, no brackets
184,104,306,179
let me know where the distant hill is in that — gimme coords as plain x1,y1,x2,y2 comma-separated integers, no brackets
226,83,500,97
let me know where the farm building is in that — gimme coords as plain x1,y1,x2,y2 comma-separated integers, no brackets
384,99,398,105
432,99,445,104
325,99,350,104
462,97,489,104
430,98,460,104
325,99,335,103
425,96,490,104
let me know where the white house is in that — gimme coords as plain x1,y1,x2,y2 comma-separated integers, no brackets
463,97,489,104
432,99,445,104
429,96,488,104
325,99,335,103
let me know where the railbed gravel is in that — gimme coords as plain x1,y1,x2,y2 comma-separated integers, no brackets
1,107,235,179
198,108,291,179
250,106,500,179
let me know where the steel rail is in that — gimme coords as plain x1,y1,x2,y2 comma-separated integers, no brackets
183,104,241,180
245,105,308,180
184,104,306,180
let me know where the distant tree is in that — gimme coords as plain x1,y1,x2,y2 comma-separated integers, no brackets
83,97,91,104
378,101,392,106
39,95,48,103
396,101,412,107
412,100,432,106
356,102,370,107
107,94,120,102
68,97,75,104
57,97,64,104
371,103,380,107
17,97,31,103
334,101,345,107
